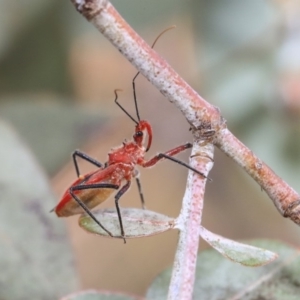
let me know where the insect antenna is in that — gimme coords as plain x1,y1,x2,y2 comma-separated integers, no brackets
114,89,138,125
132,25,176,122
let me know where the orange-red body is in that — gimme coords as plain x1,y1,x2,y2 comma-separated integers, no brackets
54,120,153,217
52,29,204,241
53,116,200,241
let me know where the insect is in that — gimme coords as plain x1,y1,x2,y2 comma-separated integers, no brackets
52,28,207,243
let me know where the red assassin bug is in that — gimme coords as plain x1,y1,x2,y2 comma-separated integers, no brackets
52,28,207,243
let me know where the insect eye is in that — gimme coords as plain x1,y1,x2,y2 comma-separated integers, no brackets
135,131,143,137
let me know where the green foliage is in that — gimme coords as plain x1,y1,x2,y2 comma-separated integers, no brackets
0,121,78,299
147,240,300,300
0,98,107,175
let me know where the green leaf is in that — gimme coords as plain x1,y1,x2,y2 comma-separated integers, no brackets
0,99,108,175
79,208,175,239
146,240,300,300
0,0,54,57
0,121,78,299
199,226,278,266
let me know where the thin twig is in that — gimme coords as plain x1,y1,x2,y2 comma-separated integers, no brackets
215,129,300,220
170,142,214,299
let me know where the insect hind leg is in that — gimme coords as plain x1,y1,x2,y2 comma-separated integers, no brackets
70,183,119,237
114,181,131,244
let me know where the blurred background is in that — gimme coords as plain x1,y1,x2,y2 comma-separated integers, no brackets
0,0,300,298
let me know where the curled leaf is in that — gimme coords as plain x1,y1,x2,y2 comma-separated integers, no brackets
79,208,175,239
200,226,278,266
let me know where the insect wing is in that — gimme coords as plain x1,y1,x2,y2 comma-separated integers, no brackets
54,170,116,217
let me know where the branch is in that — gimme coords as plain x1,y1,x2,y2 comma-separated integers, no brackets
215,130,300,220
169,142,214,299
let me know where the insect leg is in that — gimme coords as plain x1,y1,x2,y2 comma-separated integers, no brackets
155,153,207,179
114,181,131,243
142,143,207,179
135,177,146,209
72,150,103,178
70,183,119,237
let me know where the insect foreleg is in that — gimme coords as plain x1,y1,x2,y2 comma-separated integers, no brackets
114,181,131,243
72,150,104,177
70,183,119,237
142,143,207,179
155,153,207,179
142,143,192,168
